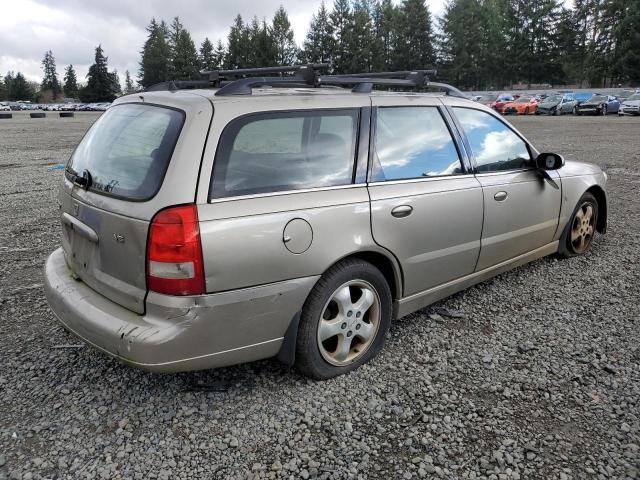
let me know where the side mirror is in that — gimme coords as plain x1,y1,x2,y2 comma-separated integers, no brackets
536,152,565,170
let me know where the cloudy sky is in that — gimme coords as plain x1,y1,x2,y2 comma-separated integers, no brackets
0,0,572,87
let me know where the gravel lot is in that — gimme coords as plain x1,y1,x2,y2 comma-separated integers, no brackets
0,111,639,480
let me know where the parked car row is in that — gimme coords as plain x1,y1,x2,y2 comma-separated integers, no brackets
474,90,640,117
0,102,112,112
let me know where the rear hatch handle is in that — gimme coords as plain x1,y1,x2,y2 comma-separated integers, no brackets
61,212,99,243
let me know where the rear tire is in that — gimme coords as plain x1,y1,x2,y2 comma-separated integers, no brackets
558,192,598,258
295,258,392,380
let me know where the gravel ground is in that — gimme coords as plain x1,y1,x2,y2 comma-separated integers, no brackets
0,111,639,480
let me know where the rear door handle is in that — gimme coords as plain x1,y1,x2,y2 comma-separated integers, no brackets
391,205,413,218
494,191,508,202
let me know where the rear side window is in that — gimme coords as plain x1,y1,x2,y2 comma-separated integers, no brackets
210,110,358,199
67,104,184,201
371,107,463,182
453,108,531,172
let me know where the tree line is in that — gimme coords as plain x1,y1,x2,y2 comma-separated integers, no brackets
1,0,638,103
0,46,134,103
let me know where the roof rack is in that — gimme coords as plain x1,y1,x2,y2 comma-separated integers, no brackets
145,64,466,98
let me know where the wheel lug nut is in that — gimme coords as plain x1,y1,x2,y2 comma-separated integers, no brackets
341,323,347,329
347,331,352,337
356,312,361,318
347,311,353,317
356,324,361,330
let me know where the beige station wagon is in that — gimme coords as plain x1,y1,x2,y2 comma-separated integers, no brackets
44,66,608,379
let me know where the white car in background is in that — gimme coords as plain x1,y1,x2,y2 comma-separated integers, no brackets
618,93,640,116
0,104,10,111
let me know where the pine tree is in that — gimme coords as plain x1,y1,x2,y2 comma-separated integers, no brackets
8,72,34,101
271,6,298,65
124,70,135,94
138,18,171,88
214,40,226,69
168,17,200,80
41,50,62,96
63,64,78,98
199,37,215,71
394,0,435,70
372,0,399,71
0,75,6,101
81,45,117,102
226,15,250,68
330,0,354,73
300,1,334,65
347,1,376,72
612,0,640,84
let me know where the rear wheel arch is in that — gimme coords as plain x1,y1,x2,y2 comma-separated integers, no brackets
336,250,402,303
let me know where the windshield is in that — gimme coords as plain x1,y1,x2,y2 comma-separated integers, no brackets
544,95,562,103
589,95,607,103
516,97,532,103
626,94,640,101
67,104,184,200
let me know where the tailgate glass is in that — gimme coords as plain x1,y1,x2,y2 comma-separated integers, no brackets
67,104,184,201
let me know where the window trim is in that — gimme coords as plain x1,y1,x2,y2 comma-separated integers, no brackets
450,106,535,175
64,102,186,202
367,105,467,184
208,108,361,201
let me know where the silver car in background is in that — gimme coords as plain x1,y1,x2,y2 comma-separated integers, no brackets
536,93,578,115
44,73,608,379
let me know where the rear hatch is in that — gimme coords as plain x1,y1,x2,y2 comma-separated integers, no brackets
58,94,213,313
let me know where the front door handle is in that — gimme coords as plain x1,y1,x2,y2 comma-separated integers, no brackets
391,205,413,218
494,191,508,202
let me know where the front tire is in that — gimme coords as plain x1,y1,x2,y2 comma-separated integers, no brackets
295,259,392,380
558,192,598,257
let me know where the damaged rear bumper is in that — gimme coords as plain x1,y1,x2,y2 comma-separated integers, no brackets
44,248,318,372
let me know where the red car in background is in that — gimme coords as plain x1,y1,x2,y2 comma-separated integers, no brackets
499,95,540,115
476,93,516,112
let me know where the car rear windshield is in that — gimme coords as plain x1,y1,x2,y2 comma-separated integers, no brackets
66,104,184,201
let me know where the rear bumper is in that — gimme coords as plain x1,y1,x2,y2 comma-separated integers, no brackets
44,247,319,372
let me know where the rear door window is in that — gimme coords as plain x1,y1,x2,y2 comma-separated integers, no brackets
210,110,358,199
371,106,463,182
66,104,184,201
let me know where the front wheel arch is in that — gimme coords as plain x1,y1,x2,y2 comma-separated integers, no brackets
587,185,607,233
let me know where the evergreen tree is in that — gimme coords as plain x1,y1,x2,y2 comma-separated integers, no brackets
63,64,78,98
330,0,354,73
168,17,200,79
348,1,376,72
439,0,486,89
300,1,334,64
124,70,135,94
41,50,62,96
199,37,215,71
372,0,399,71
271,6,298,65
214,40,226,69
81,45,117,102
0,75,6,101
226,15,250,68
8,72,34,101
394,0,435,70
110,69,122,96
612,0,640,84
138,18,171,88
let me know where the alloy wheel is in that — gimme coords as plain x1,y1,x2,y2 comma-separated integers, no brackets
317,280,381,366
570,202,596,254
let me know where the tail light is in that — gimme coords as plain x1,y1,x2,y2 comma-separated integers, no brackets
147,204,205,296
